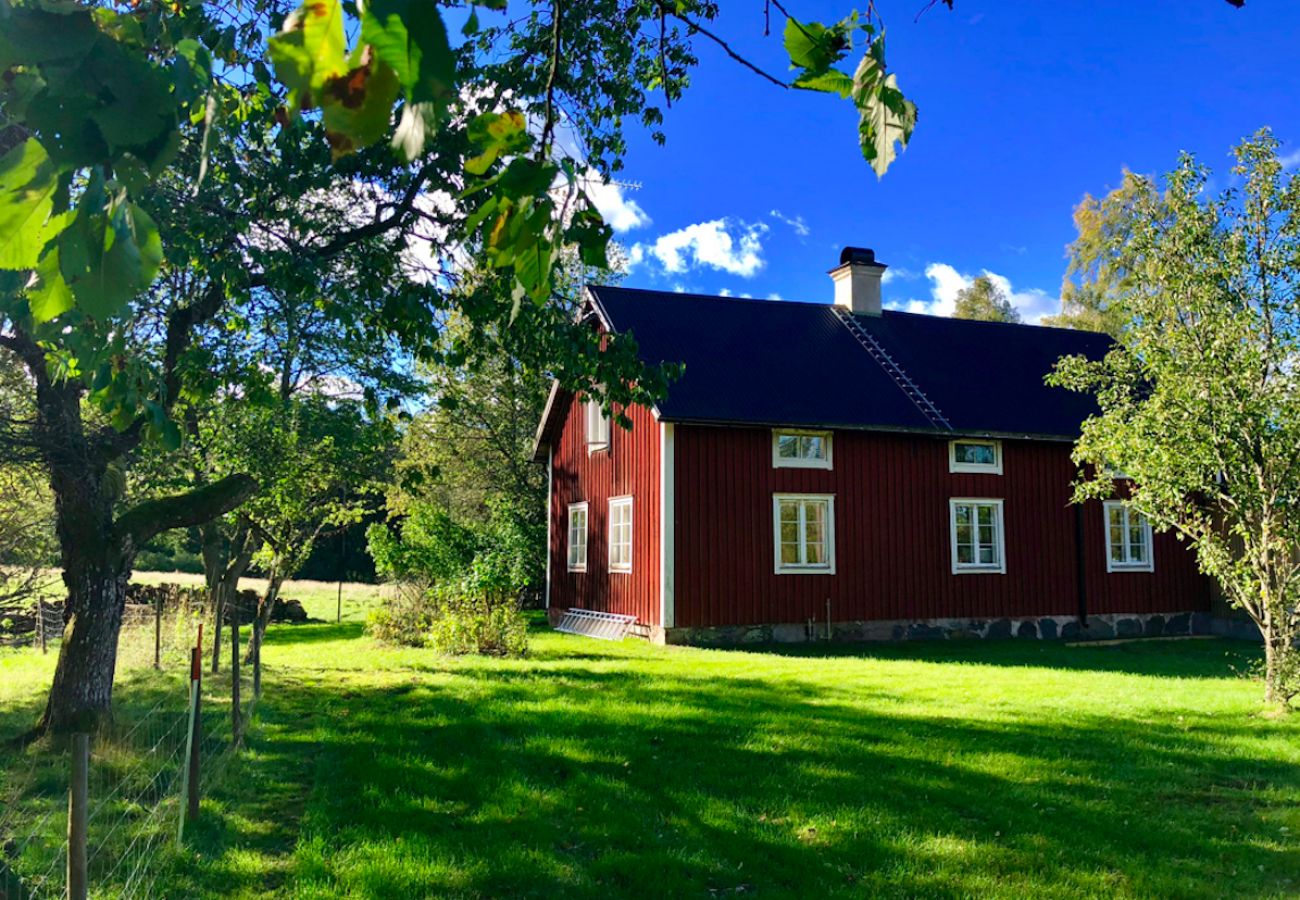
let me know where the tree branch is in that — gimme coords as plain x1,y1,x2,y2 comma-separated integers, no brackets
115,473,259,548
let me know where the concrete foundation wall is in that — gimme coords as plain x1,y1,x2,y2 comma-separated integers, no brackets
654,610,1215,647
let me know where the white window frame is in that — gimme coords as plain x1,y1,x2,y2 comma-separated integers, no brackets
1104,501,1154,572
608,496,633,574
585,395,610,452
772,493,836,574
948,439,1003,475
949,498,1006,574
567,502,588,572
772,429,833,470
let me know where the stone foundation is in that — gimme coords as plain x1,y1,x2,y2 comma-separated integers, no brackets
654,611,1215,647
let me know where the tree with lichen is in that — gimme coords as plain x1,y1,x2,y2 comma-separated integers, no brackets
1043,170,1160,337
953,275,1020,323
1050,130,1300,707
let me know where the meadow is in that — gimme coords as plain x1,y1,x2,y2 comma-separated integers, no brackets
1,576,1297,898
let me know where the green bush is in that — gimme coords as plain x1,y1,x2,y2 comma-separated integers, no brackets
366,585,437,647
426,590,528,657
366,497,533,656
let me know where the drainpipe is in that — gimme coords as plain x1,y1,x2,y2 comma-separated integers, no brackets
1074,503,1088,627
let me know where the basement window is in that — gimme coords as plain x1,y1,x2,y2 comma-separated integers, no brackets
585,395,610,452
950,498,1005,574
773,494,836,574
567,503,588,572
772,430,833,469
949,439,1002,474
608,496,632,573
1105,501,1153,572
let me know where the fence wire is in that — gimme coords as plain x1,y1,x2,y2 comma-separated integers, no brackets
0,608,263,899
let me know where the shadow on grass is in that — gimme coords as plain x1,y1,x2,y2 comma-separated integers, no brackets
704,633,1264,681
165,631,1299,900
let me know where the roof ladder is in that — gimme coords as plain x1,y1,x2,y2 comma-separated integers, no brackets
832,306,953,432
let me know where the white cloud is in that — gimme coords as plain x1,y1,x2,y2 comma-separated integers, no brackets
584,173,651,233
767,292,785,301
1280,148,1300,171
768,209,810,238
888,263,1058,324
881,266,918,285
630,218,769,278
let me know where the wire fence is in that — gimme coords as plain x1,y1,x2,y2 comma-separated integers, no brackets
0,603,262,899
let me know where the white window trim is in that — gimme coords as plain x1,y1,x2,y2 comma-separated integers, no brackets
1104,500,1154,572
772,493,836,575
948,438,1003,475
567,502,588,573
585,396,609,453
771,429,833,470
608,495,633,574
949,497,1007,574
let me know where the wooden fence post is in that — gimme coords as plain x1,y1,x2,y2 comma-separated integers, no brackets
177,642,202,845
252,625,261,702
231,611,241,747
36,598,46,655
154,592,163,670
68,733,88,900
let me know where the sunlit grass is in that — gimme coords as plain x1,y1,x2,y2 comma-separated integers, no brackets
4,589,1299,898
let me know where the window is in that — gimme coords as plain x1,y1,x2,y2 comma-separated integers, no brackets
773,494,836,573
1105,501,1153,572
772,430,833,469
949,439,1002,474
949,498,1006,573
585,396,610,451
608,497,633,573
567,503,588,572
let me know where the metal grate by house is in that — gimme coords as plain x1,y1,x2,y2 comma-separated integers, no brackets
833,306,953,431
554,608,637,640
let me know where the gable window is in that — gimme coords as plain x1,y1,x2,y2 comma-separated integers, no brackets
1105,501,1153,572
949,439,1002,474
608,497,633,573
585,395,610,451
773,494,836,573
772,430,833,470
950,498,1006,574
567,503,588,572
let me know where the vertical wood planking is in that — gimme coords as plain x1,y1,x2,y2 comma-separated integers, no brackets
548,393,661,624
672,423,1211,628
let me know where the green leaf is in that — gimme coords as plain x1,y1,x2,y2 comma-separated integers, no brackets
361,0,456,106
851,45,916,177
268,0,348,113
784,18,838,72
321,55,401,156
391,101,440,162
792,68,854,99
26,247,74,323
0,138,68,270
59,185,163,319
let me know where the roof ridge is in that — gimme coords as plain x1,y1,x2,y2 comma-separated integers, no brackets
831,307,953,432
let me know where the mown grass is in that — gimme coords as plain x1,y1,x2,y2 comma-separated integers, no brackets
4,583,1299,898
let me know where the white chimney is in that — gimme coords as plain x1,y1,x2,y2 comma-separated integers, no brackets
830,247,887,316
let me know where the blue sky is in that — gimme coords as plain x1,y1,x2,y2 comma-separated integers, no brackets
583,0,1300,321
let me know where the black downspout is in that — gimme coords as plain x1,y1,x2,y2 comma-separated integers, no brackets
1074,503,1088,627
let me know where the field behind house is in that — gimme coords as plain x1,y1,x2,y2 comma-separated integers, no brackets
2,574,1298,898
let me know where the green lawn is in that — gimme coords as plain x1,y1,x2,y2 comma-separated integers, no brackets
3,588,1299,898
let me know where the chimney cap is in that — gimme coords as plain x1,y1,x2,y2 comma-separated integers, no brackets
838,246,886,268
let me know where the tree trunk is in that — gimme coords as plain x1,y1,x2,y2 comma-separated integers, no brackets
1264,634,1279,704
246,566,284,665
40,559,130,734
203,521,256,674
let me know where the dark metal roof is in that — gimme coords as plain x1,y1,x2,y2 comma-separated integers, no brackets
588,285,1113,440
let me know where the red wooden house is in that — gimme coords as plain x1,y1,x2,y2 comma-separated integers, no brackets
533,248,1214,644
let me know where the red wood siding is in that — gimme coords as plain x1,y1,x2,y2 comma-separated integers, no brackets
672,424,1210,628
548,394,661,625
